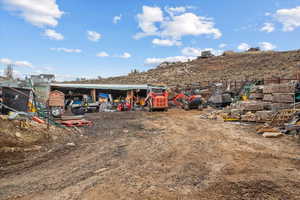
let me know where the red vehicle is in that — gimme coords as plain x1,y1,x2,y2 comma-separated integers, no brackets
117,102,132,112
173,93,204,110
145,87,168,112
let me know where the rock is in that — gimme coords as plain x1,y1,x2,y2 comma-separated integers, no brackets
15,132,22,138
66,142,76,147
262,132,284,138
94,168,108,174
255,111,275,122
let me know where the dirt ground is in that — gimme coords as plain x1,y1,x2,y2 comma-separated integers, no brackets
0,109,299,200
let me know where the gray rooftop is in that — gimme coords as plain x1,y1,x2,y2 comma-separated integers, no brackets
51,83,166,91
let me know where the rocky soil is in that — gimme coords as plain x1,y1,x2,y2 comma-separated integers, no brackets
1,110,299,200
78,50,300,86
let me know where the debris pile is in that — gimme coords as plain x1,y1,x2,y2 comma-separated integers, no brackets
0,114,71,153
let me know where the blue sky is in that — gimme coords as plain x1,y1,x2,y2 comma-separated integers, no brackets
1,0,300,81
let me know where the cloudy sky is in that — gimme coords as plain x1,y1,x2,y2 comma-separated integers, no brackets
1,0,300,80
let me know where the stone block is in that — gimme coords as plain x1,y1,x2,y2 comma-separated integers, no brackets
272,93,294,103
263,83,295,94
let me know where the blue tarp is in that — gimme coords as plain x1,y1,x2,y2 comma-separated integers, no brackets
99,93,109,98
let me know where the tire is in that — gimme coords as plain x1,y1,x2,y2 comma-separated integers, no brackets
198,105,203,111
148,104,153,112
71,107,85,115
184,104,190,111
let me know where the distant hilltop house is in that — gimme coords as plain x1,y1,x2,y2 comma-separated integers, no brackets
197,51,215,59
30,74,55,84
247,47,261,52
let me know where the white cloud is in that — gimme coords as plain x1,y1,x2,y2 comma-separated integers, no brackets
152,38,182,46
2,0,64,27
0,58,13,65
181,47,202,57
50,48,82,53
113,15,122,24
237,43,250,51
162,13,222,40
135,6,164,39
96,52,109,57
181,47,223,57
87,30,101,42
275,6,300,31
261,23,275,33
165,6,187,16
145,56,196,65
120,52,131,59
44,29,64,40
14,61,33,68
219,43,227,48
265,12,271,16
259,42,276,51
135,6,222,41
0,58,33,68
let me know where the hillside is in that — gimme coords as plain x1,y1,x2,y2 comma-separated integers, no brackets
79,50,300,86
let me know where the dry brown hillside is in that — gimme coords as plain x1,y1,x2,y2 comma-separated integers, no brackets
78,50,300,86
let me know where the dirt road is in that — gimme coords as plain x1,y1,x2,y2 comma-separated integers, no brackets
1,110,300,200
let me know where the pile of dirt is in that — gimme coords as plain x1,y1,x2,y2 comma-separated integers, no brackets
76,50,300,86
0,116,74,160
0,118,67,149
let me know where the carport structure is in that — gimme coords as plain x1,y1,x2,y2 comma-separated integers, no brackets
50,83,166,105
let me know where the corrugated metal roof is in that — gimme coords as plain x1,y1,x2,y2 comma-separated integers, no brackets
51,83,165,91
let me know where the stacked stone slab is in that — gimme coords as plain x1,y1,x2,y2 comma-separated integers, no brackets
263,83,296,111
249,86,264,100
224,82,298,123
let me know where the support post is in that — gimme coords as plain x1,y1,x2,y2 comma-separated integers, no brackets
91,89,96,103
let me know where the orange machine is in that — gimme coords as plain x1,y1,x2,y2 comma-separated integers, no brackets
173,93,204,110
145,87,168,112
